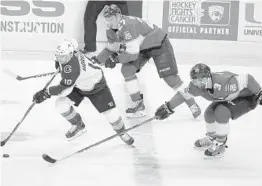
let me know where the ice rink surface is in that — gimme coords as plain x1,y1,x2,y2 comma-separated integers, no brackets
1,60,262,186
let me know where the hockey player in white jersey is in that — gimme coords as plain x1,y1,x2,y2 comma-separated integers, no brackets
32,39,134,145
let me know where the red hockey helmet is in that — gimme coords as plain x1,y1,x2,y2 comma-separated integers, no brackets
103,4,122,18
190,63,211,80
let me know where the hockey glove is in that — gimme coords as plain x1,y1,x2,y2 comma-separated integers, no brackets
33,89,51,104
155,102,174,120
91,56,101,65
254,90,262,106
105,52,119,69
249,90,262,109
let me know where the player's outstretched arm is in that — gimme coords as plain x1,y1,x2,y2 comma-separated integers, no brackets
155,83,198,120
155,91,186,120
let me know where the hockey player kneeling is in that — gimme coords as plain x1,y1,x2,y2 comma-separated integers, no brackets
33,39,134,145
155,63,262,159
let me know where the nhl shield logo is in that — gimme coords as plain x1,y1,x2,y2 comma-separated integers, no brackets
208,5,224,22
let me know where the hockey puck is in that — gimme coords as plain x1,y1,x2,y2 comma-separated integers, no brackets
3,154,10,158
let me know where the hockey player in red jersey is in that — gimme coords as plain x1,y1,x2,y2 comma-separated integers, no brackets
32,39,134,145
92,4,201,119
155,63,262,159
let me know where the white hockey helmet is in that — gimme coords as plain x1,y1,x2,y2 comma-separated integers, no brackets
55,39,78,64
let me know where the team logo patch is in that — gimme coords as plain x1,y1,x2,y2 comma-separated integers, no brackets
214,83,222,91
64,65,72,73
124,31,132,40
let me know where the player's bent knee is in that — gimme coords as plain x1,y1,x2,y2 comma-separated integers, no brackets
121,63,138,78
214,105,231,123
55,97,74,114
230,98,254,120
103,107,121,123
163,74,182,89
204,108,216,123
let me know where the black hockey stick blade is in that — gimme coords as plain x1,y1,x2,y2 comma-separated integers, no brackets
1,140,6,147
16,75,23,80
42,154,57,163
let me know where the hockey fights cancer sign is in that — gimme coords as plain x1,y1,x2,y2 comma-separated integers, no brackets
0,0,65,34
162,0,239,41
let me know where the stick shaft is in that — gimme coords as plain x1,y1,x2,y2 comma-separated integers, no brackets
3,68,55,81
54,116,156,163
17,72,55,80
1,69,59,146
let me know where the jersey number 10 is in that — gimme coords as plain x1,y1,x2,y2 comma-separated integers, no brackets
64,79,72,85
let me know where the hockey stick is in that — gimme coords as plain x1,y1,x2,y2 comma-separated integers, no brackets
1,69,60,147
3,68,55,81
42,116,157,164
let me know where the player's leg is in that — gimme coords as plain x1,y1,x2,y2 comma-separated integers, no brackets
203,103,231,159
204,97,256,159
194,102,219,150
87,85,134,145
121,53,149,118
151,37,201,118
55,88,86,141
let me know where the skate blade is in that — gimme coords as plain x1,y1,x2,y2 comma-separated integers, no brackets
192,111,201,119
126,111,147,119
203,153,224,159
193,145,211,151
67,129,87,142
120,137,135,146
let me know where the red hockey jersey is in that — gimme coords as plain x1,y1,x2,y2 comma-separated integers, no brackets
97,15,167,64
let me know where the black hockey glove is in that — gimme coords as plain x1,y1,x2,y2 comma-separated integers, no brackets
105,52,119,69
155,102,174,120
33,89,51,104
254,90,262,106
91,56,101,65
249,90,262,109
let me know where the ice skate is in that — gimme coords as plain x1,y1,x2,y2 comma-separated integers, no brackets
65,121,86,141
119,132,134,145
194,133,215,150
204,139,228,159
190,103,201,118
126,98,146,118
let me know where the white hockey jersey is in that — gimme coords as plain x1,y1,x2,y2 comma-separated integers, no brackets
48,52,104,97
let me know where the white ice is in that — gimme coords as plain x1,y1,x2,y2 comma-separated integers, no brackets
1,60,262,186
